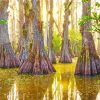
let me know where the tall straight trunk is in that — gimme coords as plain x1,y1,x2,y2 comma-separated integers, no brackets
71,1,78,57
0,1,20,68
19,0,56,75
97,33,100,55
18,24,29,64
14,0,23,54
59,0,72,63
44,0,49,47
48,0,56,64
8,0,15,47
75,0,100,76
18,0,32,64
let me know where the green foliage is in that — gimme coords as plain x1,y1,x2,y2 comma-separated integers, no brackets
96,2,100,7
79,15,92,26
0,19,7,25
51,29,82,56
44,45,48,53
52,32,62,55
82,0,88,2
69,28,82,53
78,2,100,33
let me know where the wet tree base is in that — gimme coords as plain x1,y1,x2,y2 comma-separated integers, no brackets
59,55,72,63
18,49,29,65
51,57,56,64
19,52,56,75
48,51,56,64
59,47,72,63
0,43,20,68
75,55,100,76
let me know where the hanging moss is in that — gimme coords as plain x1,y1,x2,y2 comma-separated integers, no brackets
24,1,32,18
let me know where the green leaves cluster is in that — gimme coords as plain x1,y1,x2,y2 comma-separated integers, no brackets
82,0,88,3
79,15,92,26
95,2,100,7
0,19,7,25
78,2,100,33
69,28,82,53
52,32,62,55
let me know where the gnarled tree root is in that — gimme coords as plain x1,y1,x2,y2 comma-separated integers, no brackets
59,51,72,63
0,43,20,68
75,55,100,76
19,52,56,75
18,49,29,65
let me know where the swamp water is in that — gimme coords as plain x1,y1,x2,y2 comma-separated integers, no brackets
0,58,100,100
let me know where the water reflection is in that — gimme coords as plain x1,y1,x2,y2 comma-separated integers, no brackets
0,80,14,100
0,69,15,100
68,76,81,100
96,90,100,100
0,64,100,100
14,75,54,100
52,77,63,100
75,76,100,100
7,81,19,100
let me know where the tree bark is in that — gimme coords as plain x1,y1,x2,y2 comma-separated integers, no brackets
18,24,29,64
0,1,20,68
97,33,100,55
18,0,32,64
48,0,56,64
8,0,15,47
19,0,56,75
75,0,100,76
59,0,72,63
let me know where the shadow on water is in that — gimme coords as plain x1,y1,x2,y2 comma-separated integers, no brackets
0,59,100,100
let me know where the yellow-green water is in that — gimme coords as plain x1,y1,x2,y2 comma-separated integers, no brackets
0,58,100,100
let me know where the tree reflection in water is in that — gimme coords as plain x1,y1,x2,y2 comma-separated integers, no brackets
8,74,54,100
7,81,19,100
96,90,100,100
68,76,81,100
75,76,100,100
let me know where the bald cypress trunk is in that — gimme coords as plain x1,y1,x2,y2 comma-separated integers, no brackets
0,1,20,68
18,24,29,64
18,1,31,64
75,0,100,76
19,0,56,75
48,0,56,64
59,0,72,63
97,33,100,55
